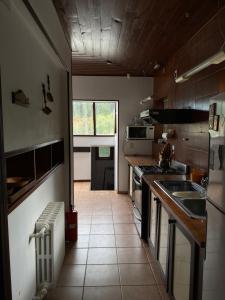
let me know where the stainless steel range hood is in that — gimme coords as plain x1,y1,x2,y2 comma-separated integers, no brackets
140,109,209,124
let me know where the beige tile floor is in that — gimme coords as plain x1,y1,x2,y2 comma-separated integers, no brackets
46,182,169,300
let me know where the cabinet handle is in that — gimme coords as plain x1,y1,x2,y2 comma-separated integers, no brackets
132,206,142,222
168,219,176,224
133,177,142,186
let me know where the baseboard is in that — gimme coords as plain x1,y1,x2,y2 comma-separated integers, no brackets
117,191,128,194
74,180,90,182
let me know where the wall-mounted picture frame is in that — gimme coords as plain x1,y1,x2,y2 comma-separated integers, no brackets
209,116,214,130
12,90,30,107
209,102,216,117
213,115,220,131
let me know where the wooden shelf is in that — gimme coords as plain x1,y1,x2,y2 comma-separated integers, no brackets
35,145,52,180
52,140,64,167
5,139,64,213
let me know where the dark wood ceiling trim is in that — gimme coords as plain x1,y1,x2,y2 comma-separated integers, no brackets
22,0,69,70
183,4,225,48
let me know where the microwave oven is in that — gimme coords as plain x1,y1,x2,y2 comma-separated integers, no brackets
126,125,154,140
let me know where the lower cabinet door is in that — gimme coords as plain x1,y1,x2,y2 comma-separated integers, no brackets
158,205,170,278
149,192,158,251
129,166,133,198
172,225,192,300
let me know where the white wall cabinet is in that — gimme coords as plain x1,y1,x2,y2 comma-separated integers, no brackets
73,152,91,180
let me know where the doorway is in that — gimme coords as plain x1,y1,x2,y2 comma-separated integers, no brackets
72,100,119,191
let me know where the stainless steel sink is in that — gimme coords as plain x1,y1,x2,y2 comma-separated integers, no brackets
157,180,203,193
179,198,206,218
154,180,206,219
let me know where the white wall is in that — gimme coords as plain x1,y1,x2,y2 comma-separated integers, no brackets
72,76,153,191
0,1,68,151
0,1,71,299
8,166,65,300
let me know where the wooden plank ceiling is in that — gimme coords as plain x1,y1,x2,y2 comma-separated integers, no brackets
53,0,225,76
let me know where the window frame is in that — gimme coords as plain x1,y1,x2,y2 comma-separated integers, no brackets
95,146,114,161
73,100,116,137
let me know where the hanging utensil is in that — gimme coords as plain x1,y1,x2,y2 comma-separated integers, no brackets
42,83,52,115
12,89,30,107
46,75,54,102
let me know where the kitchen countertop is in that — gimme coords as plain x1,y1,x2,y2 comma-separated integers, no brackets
125,155,157,167
143,174,206,248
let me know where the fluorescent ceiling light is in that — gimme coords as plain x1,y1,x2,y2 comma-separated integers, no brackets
175,50,225,83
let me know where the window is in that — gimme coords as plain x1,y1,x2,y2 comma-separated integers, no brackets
73,101,94,135
73,101,116,136
95,102,115,135
96,146,114,160
98,146,111,158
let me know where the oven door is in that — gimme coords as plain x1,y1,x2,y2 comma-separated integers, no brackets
132,172,142,235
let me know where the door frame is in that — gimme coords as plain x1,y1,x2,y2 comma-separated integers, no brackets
67,71,74,209
72,99,119,191
0,68,12,299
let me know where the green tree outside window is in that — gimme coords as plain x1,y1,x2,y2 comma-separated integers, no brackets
73,101,116,136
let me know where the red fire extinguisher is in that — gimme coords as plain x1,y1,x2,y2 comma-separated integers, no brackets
65,205,78,241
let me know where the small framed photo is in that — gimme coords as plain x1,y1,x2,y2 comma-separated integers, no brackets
209,116,214,130
209,102,216,116
213,115,220,131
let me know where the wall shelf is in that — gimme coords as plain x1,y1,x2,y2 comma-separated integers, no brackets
35,145,52,180
5,139,64,213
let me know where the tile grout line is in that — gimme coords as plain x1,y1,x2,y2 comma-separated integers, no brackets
142,243,164,300
112,195,124,300
74,183,162,300
112,208,123,299
81,214,91,300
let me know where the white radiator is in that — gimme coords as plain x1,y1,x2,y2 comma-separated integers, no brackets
31,202,65,299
